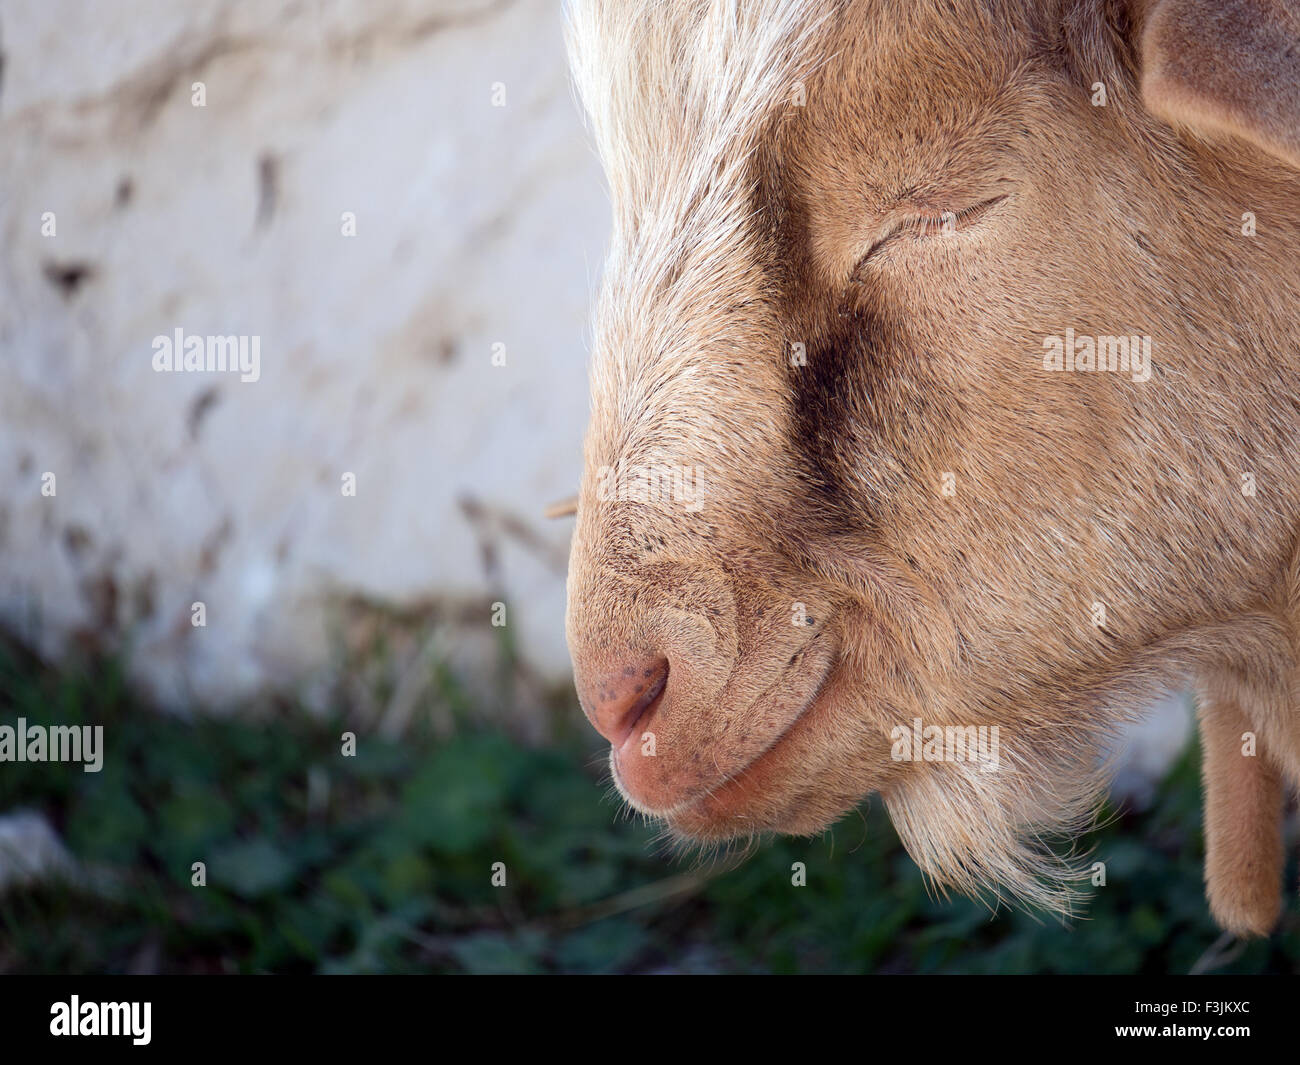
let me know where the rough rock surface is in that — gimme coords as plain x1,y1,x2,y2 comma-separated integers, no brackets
0,809,75,892
1,0,603,709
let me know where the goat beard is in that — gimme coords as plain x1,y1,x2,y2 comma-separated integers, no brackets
883,730,1117,917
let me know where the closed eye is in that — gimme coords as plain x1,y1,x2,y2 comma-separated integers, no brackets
851,194,1008,275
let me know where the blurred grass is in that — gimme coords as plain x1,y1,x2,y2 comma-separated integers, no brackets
0,637,1296,974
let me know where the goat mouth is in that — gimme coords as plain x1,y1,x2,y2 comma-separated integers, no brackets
613,649,840,823
673,661,840,822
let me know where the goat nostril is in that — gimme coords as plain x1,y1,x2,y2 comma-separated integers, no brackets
583,657,669,748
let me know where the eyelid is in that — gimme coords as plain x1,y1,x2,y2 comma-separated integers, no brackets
852,194,1008,274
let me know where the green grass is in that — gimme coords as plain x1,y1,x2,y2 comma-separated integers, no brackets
0,638,1296,973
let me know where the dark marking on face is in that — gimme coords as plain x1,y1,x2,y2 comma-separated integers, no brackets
745,121,959,542
785,311,896,531
746,134,890,534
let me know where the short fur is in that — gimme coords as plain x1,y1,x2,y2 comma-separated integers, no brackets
564,0,1300,932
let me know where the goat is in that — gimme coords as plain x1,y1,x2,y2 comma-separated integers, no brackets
562,0,1300,936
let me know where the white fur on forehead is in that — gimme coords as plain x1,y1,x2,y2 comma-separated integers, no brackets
564,0,836,225
565,0,839,425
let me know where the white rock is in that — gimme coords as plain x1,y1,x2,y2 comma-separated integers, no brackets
0,0,603,708
1108,690,1196,808
0,809,76,892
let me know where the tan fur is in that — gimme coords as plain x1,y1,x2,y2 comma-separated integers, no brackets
1197,673,1286,935
1141,0,1300,168
563,0,1300,930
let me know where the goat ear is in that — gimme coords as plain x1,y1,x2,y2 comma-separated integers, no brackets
1139,0,1300,168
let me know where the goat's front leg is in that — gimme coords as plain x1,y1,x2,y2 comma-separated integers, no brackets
1197,684,1285,937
